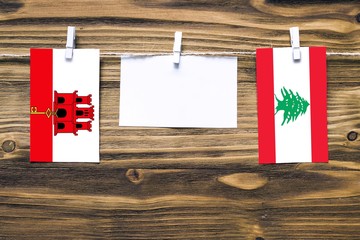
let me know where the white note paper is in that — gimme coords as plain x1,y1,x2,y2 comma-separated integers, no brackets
119,56,237,128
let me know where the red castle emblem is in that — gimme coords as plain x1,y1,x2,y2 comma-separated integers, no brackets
53,91,94,136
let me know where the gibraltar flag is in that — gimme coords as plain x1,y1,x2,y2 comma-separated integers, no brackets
30,49,100,162
256,47,328,164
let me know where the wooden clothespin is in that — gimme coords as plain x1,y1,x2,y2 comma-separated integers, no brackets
290,27,301,61
65,26,76,60
173,31,182,64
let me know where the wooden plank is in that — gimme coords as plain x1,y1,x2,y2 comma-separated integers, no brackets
0,0,359,239
0,0,358,54
0,166,359,239
0,56,359,167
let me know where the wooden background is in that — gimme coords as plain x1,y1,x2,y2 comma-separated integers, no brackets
0,0,359,239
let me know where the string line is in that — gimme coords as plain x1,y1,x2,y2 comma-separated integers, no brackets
0,51,359,58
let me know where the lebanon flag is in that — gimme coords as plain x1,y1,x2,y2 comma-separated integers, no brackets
30,49,100,162
256,47,328,164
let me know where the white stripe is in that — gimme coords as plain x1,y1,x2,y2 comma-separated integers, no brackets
273,47,312,163
52,49,100,163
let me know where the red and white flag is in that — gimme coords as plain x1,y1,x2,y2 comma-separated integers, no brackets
30,49,100,162
256,47,328,164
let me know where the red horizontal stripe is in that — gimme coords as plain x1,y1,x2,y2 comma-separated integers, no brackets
30,49,53,162
256,48,276,164
309,47,328,163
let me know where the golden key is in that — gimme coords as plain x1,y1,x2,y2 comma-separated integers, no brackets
30,106,54,118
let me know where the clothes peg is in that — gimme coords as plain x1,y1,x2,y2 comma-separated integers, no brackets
290,27,301,61
65,26,76,60
173,31,182,64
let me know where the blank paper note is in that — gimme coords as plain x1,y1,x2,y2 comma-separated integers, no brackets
119,55,237,128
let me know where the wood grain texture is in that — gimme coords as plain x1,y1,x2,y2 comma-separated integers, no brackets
0,0,359,239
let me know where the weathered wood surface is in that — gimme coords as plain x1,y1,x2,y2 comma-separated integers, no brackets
0,0,359,239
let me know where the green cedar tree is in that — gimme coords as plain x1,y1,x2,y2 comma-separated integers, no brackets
275,87,310,126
